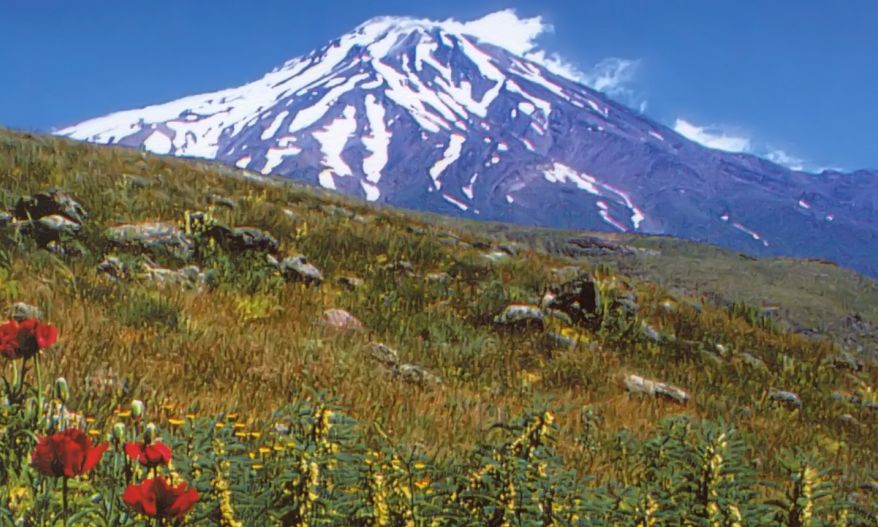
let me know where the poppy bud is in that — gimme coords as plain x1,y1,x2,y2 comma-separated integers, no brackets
144,423,157,444
113,422,126,443
54,377,70,403
131,400,145,419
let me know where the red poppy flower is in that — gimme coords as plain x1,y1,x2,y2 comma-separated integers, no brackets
125,441,172,468
123,477,199,519
0,318,58,360
31,428,108,478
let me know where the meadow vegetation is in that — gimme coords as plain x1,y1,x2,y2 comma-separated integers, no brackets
0,129,876,524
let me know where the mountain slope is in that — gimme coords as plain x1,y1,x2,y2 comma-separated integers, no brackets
57,13,878,278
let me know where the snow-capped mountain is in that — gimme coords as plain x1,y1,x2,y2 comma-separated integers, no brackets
57,13,878,278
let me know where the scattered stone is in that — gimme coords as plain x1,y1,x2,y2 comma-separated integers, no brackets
124,174,153,189
838,414,861,428
321,204,355,218
483,251,509,263
368,343,400,368
494,304,546,330
105,222,193,259
715,343,730,357
624,374,689,404
36,215,81,236
383,260,414,274
0,211,12,226
207,193,237,209
641,322,670,343
425,272,451,284
545,308,574,326
8,302,42,321
280,255,324,285
283,209,300,222
202,225,279,254
336,276,364,290
14,189,87,224
97,256,128,281
319,309,363,332
353,215,371,224
738,352,768,371
545,331,577,349
396,363,442,387
498,243,519,256
140,262,205,288
768,390,802,410
830,351,863,372
544,274,602,328
659,299,677,312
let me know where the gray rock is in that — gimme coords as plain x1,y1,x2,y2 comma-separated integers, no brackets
106,222,193,259
830,351,863,372
37,215,81,236
9,302,42,321
624,374,689,404
336,276,364,290
545,331,577,349
368,343,400,368
738,352,768,371
545,274,602,328
202,225,279,254
0,211,12,226
483,251,509,263
14,189,87,224
280,255,324,285
768,390,802,409
641,322,669,343
319,309,363,332
97,256,127,281
396,363,442,388
207,193,237,209
124,174,153,189
383,260,414,274
545,308,574,326
321,204,355,218
498,243,520,256
425,272,451,284
494,304,546,330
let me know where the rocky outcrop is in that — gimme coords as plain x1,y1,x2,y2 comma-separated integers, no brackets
202,225,279,254
543,274,602,328
105,222,193,259
319,309,363,332
494,305,546,331
277,255,324,285
14,189,87,224
624,374,689,404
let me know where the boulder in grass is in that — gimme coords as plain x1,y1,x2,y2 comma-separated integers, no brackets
105,222,193,259
202,225,279,254
368,343,400,368
320,309,363,332
544,274,602,328
280,255,324,285
425,272,451,284
396,363,442,388
8,302,42,322
768,390,802,410
738,352,768,371
494,304,546,331
0,211,12,226
206,193,237,209
97,256,128,281
336,276,364,291
14,189,87,224
624,374,689,404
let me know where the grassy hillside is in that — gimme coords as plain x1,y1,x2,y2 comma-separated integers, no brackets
0,129,876,525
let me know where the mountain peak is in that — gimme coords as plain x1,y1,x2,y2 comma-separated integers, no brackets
56,12,878,279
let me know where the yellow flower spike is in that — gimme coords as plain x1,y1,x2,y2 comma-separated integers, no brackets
249,432,262,440
85,416,96,424
273,444,285,452
258,447,272,455
248,452,257,460
215,422,226,429
88,429,101,437
116,410,132,418
233,422,247,430
168,418,185,427
234,432,249,439
227,413,239,421
414,479,431,490
161,403,175,411
185,413,196,421
252,464,264,470
285,441,296,449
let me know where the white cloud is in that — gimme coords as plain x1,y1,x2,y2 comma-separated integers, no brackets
439,10,640,97
673,118,751,153
765,149,805,171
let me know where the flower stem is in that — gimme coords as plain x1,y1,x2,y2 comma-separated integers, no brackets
62,476,69,527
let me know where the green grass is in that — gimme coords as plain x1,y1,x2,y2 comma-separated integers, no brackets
0,128,876,524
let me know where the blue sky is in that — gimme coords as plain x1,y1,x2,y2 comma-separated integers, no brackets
1,1,876,171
